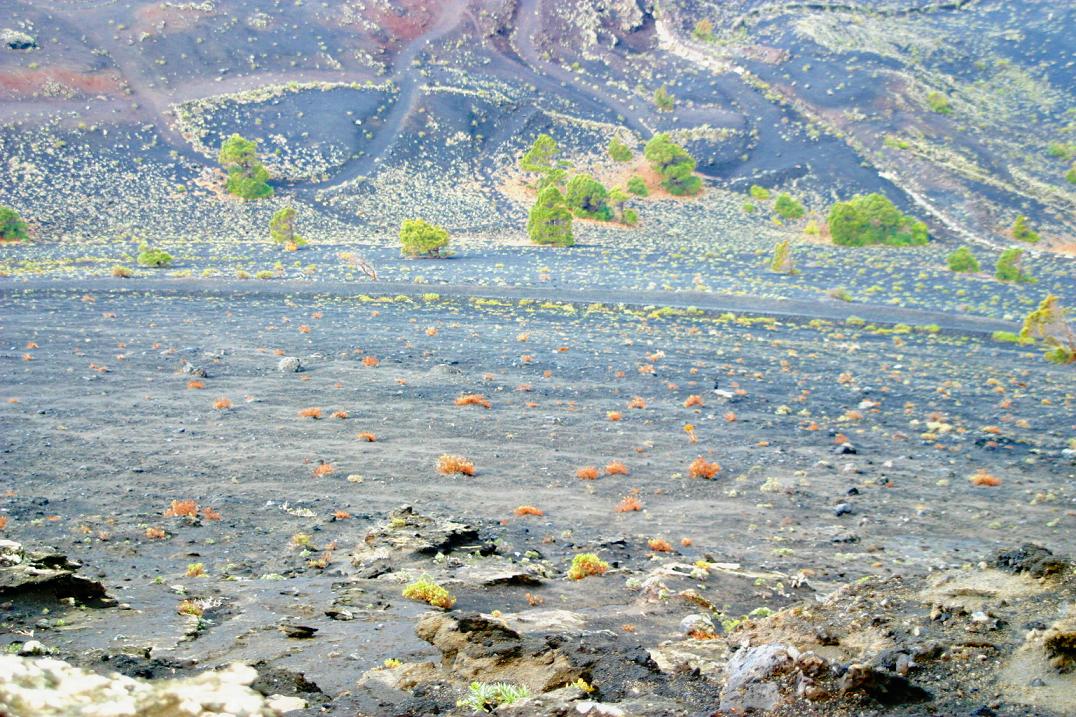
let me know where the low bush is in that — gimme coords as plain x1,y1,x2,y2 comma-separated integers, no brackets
946,246,979,272
399,219,450,257
827,194,927,247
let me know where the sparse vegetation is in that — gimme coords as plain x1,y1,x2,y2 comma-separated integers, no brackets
568,553,609,580
269,206,306,248
399,219,450,257
995,248,1034,283
692,19,715,42
769,240,795,274
926,91,952,115
774,193,805,220
607,137,633,163
218,134,273,199
137,247,173,268
827,194,928,247
527,187,574,246
653,85,675,112
1010,215,1040,244
458,682,530,713
1020,294,1074,364
402,577,456,609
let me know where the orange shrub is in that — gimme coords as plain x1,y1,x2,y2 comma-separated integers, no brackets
605,461,630,476
201,507,222,521
356,432,377,442
298,325,311,334
213,397,232,410
426,327,438,336
683,395,704,408
437,454,475,476
298,407,323,419
362,356,380,367
333,511,352,520
514,505,544,517
969,469,1001,487
456,394,492,409
163,500,198,518
313,463,335,478
688,457,721,479
627,396,647,409
0,516,8,530
576,466,600,480
145,527,166,539
648,538,674,552
331,410,349,419
607,411,622,422
187,380,205,390
615,496,643,512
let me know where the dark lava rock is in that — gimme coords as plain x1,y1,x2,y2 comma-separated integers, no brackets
839,663,931,704
350,506,481,572
250,661,325,700
834,503,853,517
994,544,1067,578
0,540,115,607
1,29,37,50
278,624,318,639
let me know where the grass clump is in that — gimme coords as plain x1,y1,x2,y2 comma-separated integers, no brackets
458,682,530,713
769,240,795,274
749,185,770,200
402,577,456,609
926,91,952,115
137,247,173,268
568,553,609,580
111,265,133,278
774,193,804,219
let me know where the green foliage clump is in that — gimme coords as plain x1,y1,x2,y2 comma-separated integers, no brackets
774,193,805,219
527,187,574,246
402,577,455,609
520,133,558,176
1019,294,1074,364
991,330,1033,346
399,219,450,257
826,194,928,247
458,682,530,713
692,19,715,42
749,185,771,200
644,133,701,196
607,137,633,163
742,202,757,214
1066,166,1076,184
566,174,612,220
995,248,1034,283
1046,142,1075,160
0,206,29,241
926,91,952,115
653,85,675,112
269,206,306,248
568,553,609,580
626,176,648,196
623,208,639,226
1011,215,1040,243
137,248,173,267
946,246,980,273
218,134,273,200
769,240,795,274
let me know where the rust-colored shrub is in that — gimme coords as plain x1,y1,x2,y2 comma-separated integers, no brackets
356,432,377,442
648,538,674,552
313,463,335,478
607,411,622,422
627,396,647,409
213,397,232,410
576,466,600,480
333,510,351,520
163,500,198,518
455,394,492,409
362,356,380,367
437,454,475,476
144,527,166,539
969,469,1002,487
605,461,630,476
514,505,544,516
683,395,704,408
331,410,349,419
186,379,205,390
688,457,721,479
615,496,643,512
298,407,323,419
201,507,222,521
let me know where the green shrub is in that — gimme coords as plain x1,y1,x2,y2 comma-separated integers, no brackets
644,133,701,196
742,202,757,214
566,174,612,220
826,194,928,247
1046,142,1075,160
520,133,558,176
218,134,272,200
995,248,1034,283
926,91,951,114
137,248,173,267
527,187,574,246
653,85,675,112
1019,294,1075,364
946,246,979,272
1067,166,1076,184
626,176,648,196
458,682,530,713
0,206,29,241
692,19,715,42
1011,215,1040,243
269,206,306,247
769,240,795,274
774,193,805,219
608,137,633,163
991,330,1033,345
623,208,639,225
402,577,455,608
399,219,450,257
255,270,274,280
749,185,770,200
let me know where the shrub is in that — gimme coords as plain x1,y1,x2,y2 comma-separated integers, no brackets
514,505,544,516
608,137,633,162
774,193,805,219
605,460,630,476
402,577,455,609
644,133,701,196
995,248,1034,283
749,185,771,200
623,208,639,225
946,246,979,272
769,240,795,274
437,454,475,476
1011,215,1040,243
111,265,133,278
626,176,648,196
926,91,952,114
576,466,600,480
137,248,173,267
459,683,530,713
689,457,721,479
826,194,928,246
527,187,574,246
1019,294,1075,364
0,206,29,241
219,134,272,199
653,85,675,112
1067,166,1076,184
455,393,491,408
520,133,558,176
991,330,1033,345
692,18,715,42
399,218,450,257
568,553,609,580
565,174,612,220
270,206,306,247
